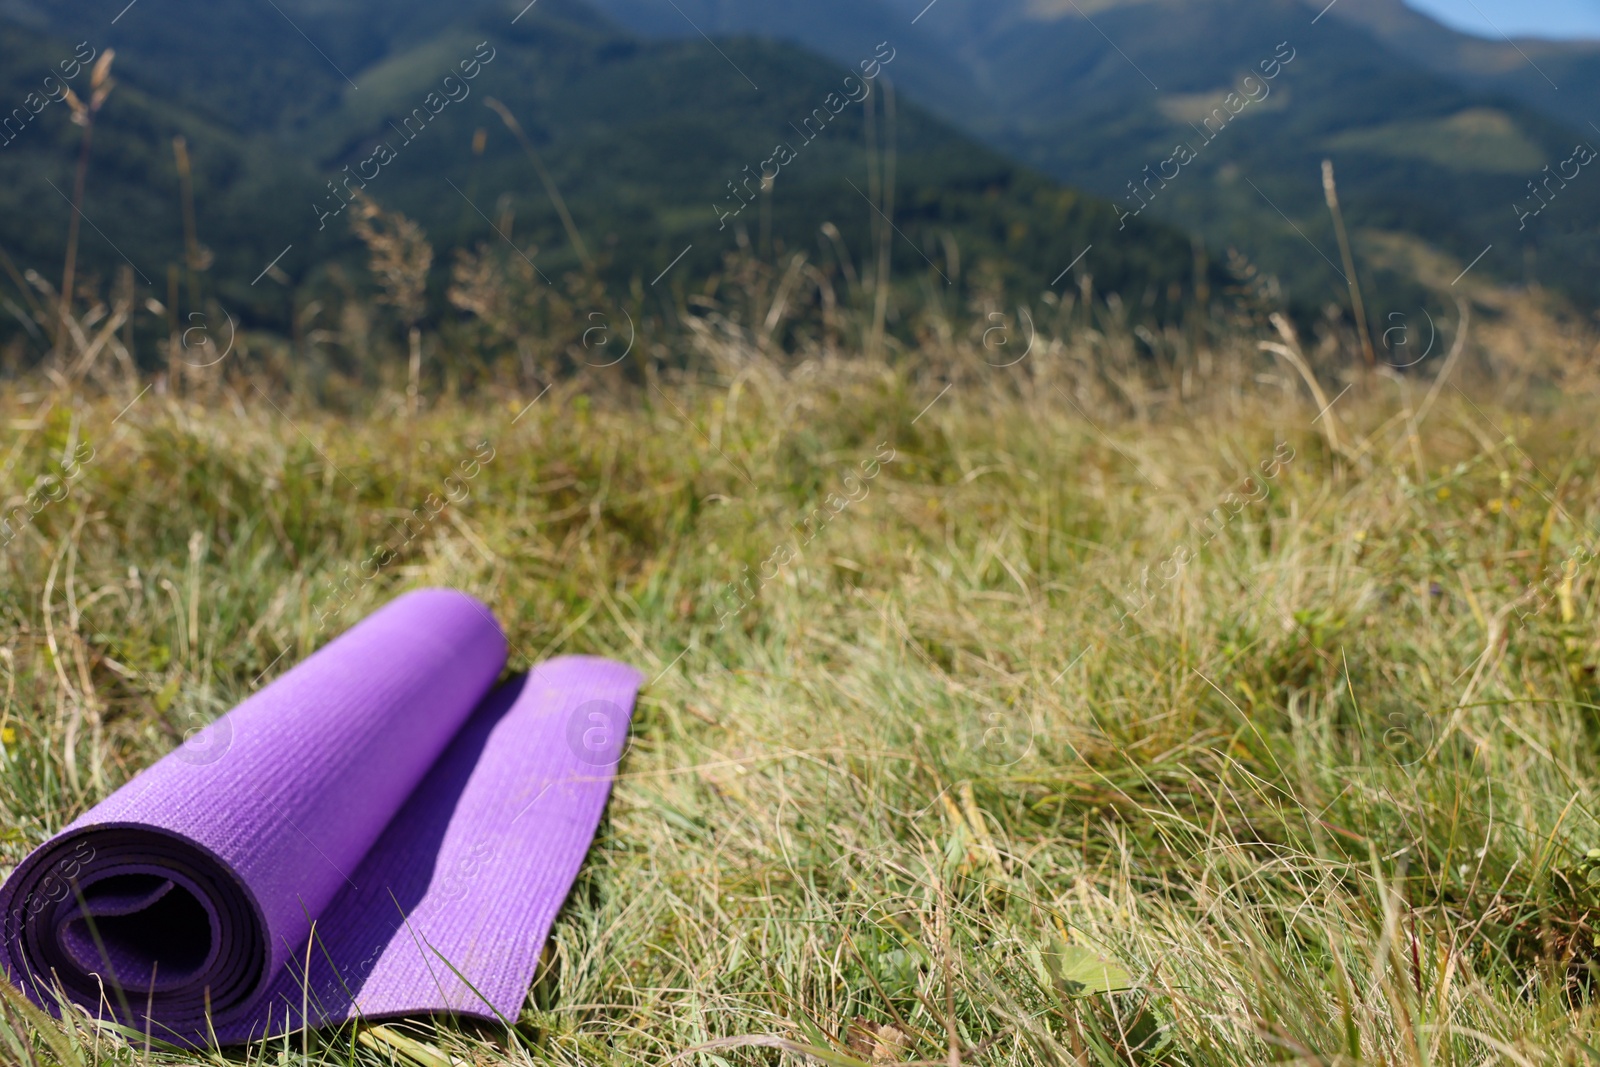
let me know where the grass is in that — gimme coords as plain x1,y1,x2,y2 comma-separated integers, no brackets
2,310,1600,1066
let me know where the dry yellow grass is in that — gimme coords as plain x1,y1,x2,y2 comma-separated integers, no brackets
2,292,1600,1065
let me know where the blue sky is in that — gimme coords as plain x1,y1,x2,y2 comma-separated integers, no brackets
1405,0,1600,39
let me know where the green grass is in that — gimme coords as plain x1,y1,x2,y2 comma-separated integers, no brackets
3,323,1600,1065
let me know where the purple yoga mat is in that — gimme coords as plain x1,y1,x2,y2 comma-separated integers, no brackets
0,588,642,1046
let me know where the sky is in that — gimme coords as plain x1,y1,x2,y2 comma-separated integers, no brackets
1405,0,1600,39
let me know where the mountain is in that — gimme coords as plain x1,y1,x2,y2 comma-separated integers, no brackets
0,0,1204,345
1316,0,1600,136
563,0,994,128
583,0,1600,320
0,15,311,319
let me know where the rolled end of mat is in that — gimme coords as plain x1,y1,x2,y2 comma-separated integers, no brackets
0,825,267,1036
1,587,510,1041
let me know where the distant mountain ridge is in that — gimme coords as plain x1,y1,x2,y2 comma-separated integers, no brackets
0,0,1205,340
1315,0,1600,135
583,0,1600,317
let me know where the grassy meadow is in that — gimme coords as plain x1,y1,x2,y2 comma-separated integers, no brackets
2,286,1600,1066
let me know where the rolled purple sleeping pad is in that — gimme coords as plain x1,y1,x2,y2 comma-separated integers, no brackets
0,588,642,1047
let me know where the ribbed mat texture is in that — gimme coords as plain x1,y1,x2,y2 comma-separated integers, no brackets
0,588,641,1046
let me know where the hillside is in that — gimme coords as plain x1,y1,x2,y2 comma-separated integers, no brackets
1317,0,1600,136
0,0,1203,341
587,0,1600,319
